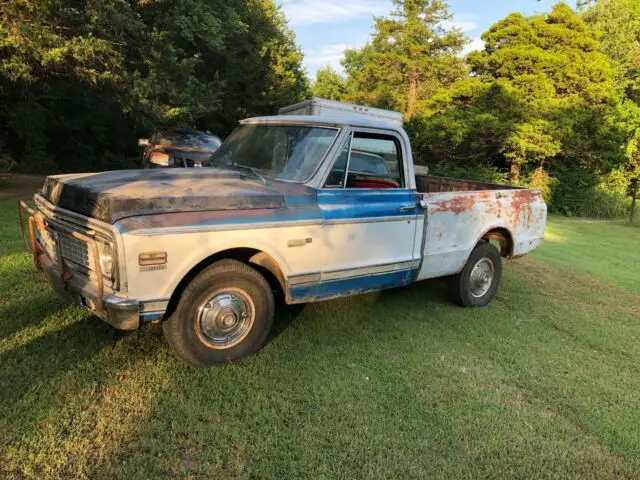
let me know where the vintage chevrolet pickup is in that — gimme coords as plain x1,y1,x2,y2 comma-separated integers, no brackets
19,104,547,365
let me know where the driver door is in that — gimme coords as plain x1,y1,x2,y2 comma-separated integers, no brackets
315,130,420,298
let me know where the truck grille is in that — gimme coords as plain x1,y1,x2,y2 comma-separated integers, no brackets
59,233,93,270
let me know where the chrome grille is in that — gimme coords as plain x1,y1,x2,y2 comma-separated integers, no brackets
59,233,92,270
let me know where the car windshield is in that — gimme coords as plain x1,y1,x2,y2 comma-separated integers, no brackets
204,124,338,182
155,131,221,150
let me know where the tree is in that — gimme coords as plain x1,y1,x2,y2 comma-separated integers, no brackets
342,0,467,119
312,66,348,101
414,2,620,185
582,0,640,103
582,0,640,187
0,0,309,172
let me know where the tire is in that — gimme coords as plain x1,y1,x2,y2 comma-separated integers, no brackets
449,241,502,308
162,259,275,366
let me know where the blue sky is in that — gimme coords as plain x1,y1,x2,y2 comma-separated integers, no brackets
279,0,579,79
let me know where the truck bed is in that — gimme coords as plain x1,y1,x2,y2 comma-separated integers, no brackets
416,174,520,194
414,175,547,281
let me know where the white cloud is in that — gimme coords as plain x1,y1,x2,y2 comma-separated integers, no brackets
462,37,484,56
305,43,359,73
442,14,479,33
280,0,389,26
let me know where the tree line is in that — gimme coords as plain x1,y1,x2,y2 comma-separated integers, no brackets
0,0,309,173
314,0,640,218
2,0,638,218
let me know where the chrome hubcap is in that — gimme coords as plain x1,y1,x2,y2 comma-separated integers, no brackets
197,289,254,349
469,258,495,298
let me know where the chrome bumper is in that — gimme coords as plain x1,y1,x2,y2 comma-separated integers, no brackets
19,201,140,331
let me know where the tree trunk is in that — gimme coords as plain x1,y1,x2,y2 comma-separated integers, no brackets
406,68,418,120
509,160,521,185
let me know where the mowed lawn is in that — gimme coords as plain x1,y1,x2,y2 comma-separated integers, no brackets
1,179,640,479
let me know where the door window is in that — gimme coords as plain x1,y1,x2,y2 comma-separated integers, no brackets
324,132,403,189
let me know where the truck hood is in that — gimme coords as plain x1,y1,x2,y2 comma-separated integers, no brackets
40,168,309,224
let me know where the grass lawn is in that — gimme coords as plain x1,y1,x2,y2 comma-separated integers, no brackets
1,178,640,479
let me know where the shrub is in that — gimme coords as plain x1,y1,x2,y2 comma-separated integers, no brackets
549,164,631,218
426,162,509,185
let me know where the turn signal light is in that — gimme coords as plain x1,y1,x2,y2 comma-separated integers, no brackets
139,251,167,266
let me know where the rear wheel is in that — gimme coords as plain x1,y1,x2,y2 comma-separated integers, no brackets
163,259,275,365
449,241,502,307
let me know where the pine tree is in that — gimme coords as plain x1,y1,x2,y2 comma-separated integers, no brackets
342,0,467,119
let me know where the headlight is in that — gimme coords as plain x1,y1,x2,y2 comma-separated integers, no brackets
98,242,114,276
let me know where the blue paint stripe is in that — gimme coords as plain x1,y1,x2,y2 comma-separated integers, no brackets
140,312,164,322
318,189,419,220
290,268,417,301
118,189,422,232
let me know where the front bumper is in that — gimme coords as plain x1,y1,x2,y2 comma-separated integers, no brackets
19,201,140,330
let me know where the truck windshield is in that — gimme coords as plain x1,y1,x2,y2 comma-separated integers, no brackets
204,124,338,182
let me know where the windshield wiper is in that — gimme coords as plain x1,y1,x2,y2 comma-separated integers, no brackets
205,159,268,184
229,163,267,184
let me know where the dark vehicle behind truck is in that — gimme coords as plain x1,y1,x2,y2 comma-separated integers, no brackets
139,128,222,168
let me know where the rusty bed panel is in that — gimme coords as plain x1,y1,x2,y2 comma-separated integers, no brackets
416,186,547,281
416,174,520,194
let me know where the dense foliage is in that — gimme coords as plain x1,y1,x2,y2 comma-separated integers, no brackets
315,0,640,217
0,0,309,172
2,0,638,218
312,66,348,101
341,0,467,119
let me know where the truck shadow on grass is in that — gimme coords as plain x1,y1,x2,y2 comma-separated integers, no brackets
0,275,457,477
266,278,451,346
0,313,127,410
0,292,68,339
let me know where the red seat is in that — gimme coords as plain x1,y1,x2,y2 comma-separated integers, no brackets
350,177,399,189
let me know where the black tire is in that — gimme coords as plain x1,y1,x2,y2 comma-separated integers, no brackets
449,241,502,308
162,259,275,366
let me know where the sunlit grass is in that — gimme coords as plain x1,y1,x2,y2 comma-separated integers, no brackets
1,188,639,478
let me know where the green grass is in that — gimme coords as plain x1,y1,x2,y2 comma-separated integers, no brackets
1,181,640,478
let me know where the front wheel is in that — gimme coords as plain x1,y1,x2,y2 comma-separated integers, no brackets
163,259,275,366
449,241,502,307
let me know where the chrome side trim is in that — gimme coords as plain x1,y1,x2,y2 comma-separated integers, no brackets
128,219,323,236
127,215,420,236
324,215,419,226
321,260,418,282
287,272,322,286
287,259,419,286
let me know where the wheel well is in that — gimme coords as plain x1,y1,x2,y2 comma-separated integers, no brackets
164,248,286,319
481,227,514,258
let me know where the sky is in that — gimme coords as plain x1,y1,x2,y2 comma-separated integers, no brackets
279,0,579,79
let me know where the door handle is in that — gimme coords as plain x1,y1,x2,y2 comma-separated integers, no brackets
399,205,416,212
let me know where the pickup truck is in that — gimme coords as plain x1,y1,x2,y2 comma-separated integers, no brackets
19,110,547,365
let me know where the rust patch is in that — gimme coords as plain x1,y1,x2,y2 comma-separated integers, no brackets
430,195,477,214
507,189,539,227
483,231,512,257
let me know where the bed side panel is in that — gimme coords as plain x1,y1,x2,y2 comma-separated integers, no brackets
416,189,546,281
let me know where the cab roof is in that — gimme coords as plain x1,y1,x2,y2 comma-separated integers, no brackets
241,115,405,134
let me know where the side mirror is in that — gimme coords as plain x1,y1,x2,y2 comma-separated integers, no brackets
138,138,150,147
